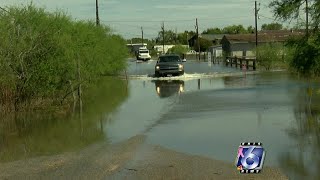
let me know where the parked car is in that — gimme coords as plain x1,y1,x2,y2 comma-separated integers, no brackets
186,50,196,54
154,54,184,77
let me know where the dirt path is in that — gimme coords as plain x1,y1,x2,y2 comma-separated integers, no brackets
0,135,288,180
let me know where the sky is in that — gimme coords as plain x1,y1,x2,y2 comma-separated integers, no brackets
0,0,285,39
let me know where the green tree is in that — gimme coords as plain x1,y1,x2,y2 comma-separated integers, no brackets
167,45,188,55
194,38,213,52
270,0,320,76
202,27,222,34
222,25,248,34
176,31,195,45
261,23,283,30
269,0,320,29
155,30,176,44
247,26,255,33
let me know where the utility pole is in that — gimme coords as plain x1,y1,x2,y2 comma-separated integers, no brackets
141,26,144,46
162,22,165,54
306,0,309,38
255,1,259,47
186,33,189,45
196,18,200,61
175,27,177,44
254,1,259,70
96,0,100,26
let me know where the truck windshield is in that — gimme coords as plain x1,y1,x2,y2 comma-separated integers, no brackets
159,56,181,62
139,50,149,53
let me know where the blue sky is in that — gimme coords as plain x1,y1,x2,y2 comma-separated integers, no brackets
0,0,286,39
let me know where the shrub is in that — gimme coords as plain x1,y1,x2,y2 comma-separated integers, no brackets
0,4,128,110
255,43,293,70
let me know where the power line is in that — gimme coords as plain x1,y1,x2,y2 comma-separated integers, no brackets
101,19,194,23
105,22,161,30
259,15,277,21
100,16,252,23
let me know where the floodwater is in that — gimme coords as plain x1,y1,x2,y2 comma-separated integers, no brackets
1,59,319,180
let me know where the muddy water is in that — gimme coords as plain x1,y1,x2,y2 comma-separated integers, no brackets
110,61,320,180
0,60,319,180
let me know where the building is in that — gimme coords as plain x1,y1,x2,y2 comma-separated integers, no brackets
153,45,189,54
220,31,304,57
153,45,174,54
188,34,225,47
126,43,147,54
207,45,223,60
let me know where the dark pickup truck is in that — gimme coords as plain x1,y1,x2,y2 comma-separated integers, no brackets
154,54,184,77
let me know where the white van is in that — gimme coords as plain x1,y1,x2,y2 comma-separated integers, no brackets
136,47,151,61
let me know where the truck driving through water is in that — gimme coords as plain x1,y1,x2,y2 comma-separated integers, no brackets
136,47,151,61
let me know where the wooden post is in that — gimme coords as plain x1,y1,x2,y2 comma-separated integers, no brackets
246,60,249,70
306,0,309,38
235,57,238,68
196,18,200,61
240,59,242,69
253,59,256,70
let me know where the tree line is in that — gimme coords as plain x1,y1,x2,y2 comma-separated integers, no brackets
127,23,285,56
127,23,285,46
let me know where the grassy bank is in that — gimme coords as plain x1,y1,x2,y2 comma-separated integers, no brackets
0,4,128,112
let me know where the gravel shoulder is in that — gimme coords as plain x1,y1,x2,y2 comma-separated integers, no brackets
0,135,288,180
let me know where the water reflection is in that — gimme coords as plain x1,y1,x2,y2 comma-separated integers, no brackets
0,77,128,162
280,85,320,179
152,80,185,98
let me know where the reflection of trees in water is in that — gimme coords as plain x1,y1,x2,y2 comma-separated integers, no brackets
0,77,128,162
280,85,320,179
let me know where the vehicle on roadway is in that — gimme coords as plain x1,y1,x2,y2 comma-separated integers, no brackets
154,54,184,77
136,47,151,61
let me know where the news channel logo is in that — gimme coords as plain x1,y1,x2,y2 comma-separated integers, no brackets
235,142,265,174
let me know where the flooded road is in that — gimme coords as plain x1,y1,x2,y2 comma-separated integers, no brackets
0,59,319,179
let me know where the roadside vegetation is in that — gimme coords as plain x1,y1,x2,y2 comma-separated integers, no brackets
270,0,320,76
0,4,128,113
255,43,295,71
167,45,188,56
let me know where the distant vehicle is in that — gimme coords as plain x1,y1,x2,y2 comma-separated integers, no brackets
136,47,151,61
154,54,184,77
186,50,196,54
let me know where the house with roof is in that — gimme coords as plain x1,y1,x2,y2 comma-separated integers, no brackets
207,45,223,61
126,43,147,54
188,34,225,48
220,30,304,57
153,45,189,54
